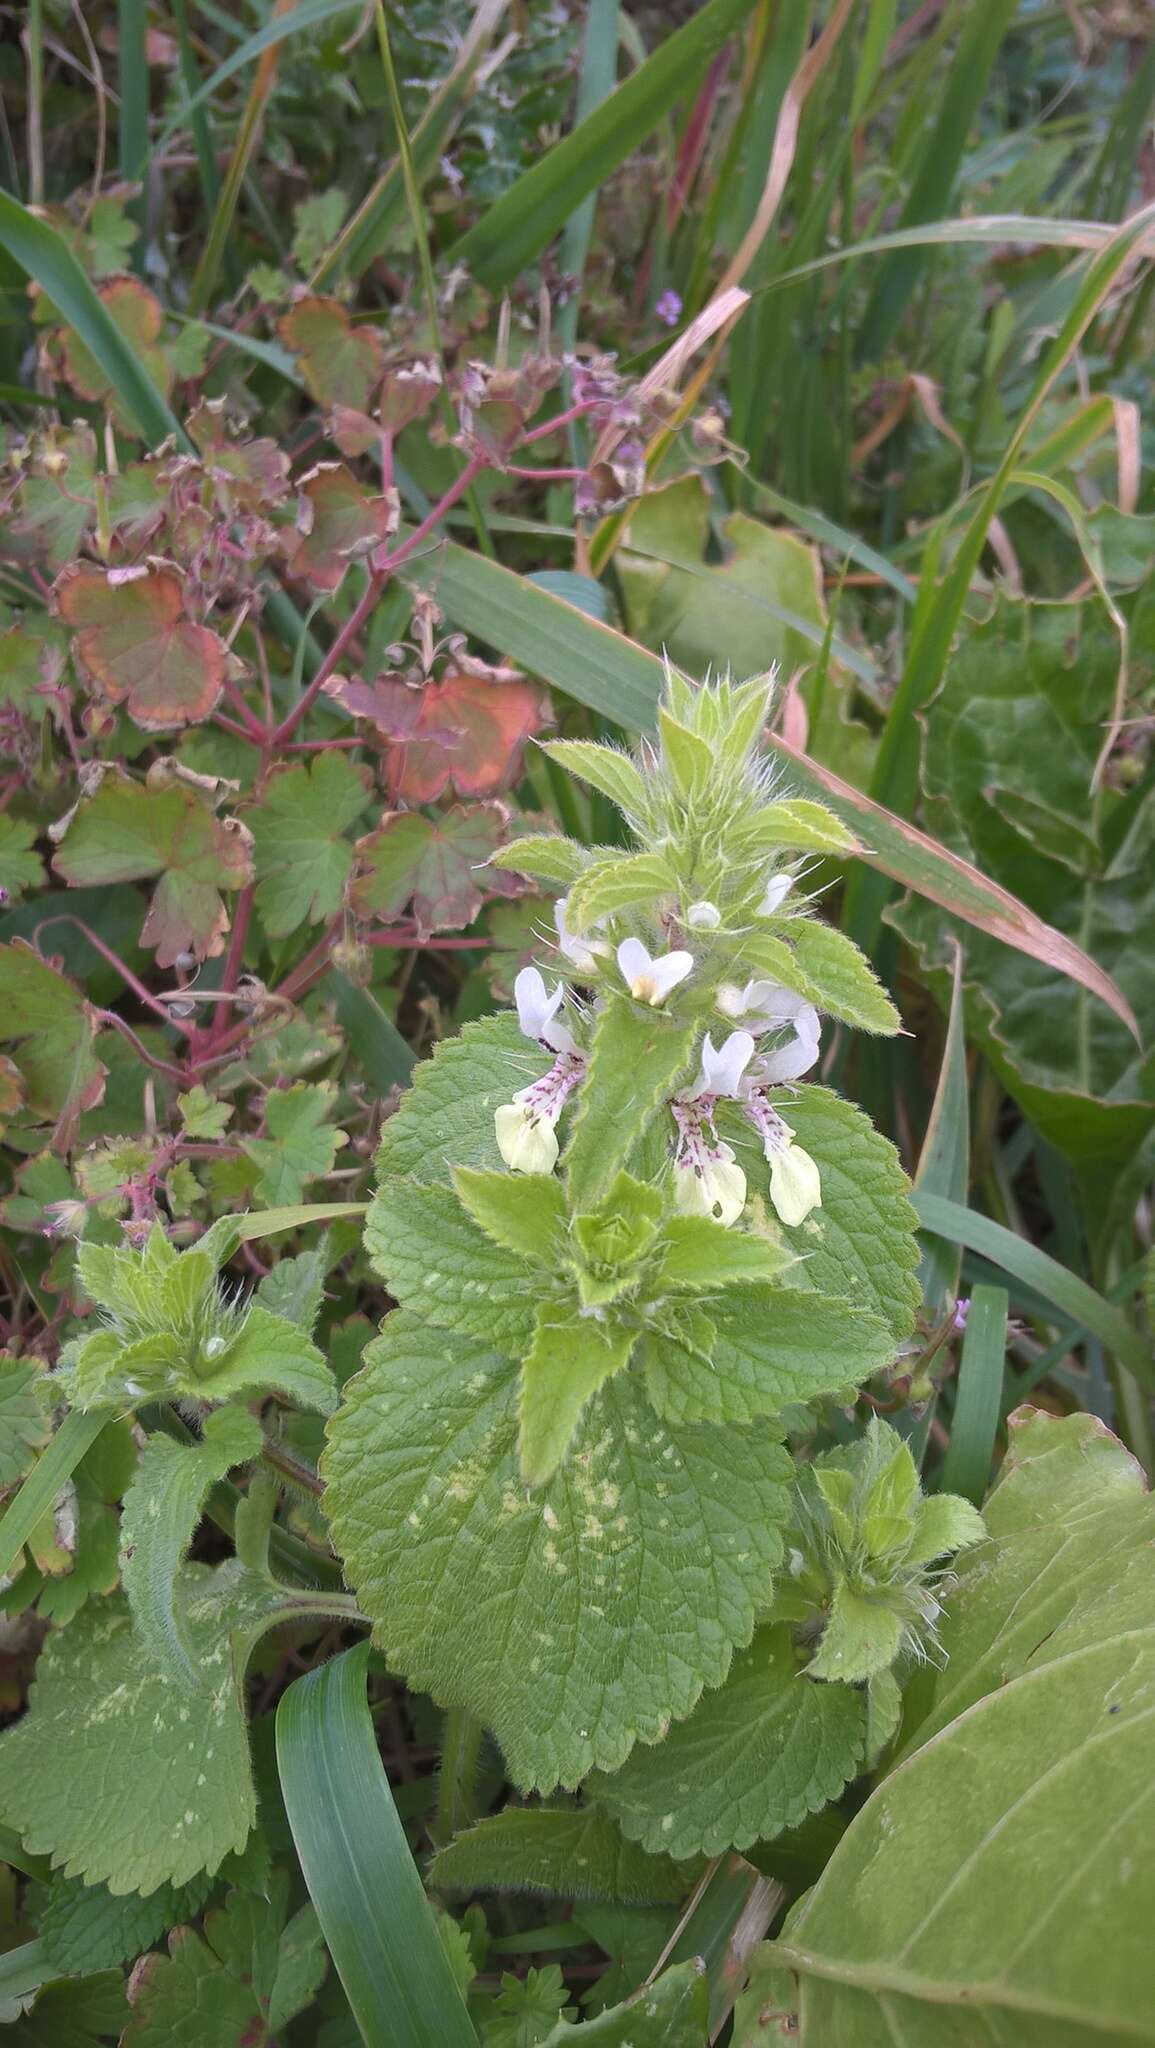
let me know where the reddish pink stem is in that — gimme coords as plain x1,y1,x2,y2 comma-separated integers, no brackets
34,915,192,1034
206,885,254,1049
521,400,600,447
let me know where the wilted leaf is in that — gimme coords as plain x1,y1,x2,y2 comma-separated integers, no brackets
328,667,548,800
249,752,372,935
285,463,399,591
352,801,521,937
53,774,254,967
59,275,173,426
55,562,228,731
278,296,384,412
0,940,107,1146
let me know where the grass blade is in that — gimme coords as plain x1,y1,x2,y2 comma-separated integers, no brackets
0,1408,107,1582
912,1192,1152,1388
155,0,362,148
451,0,757,288
556,0,620,358
0,194,185,447
915,940,969,1315
939,1283,1008,1506
276,1642,479,2048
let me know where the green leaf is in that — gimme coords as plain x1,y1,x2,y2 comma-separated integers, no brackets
451,0,756,287
119,1407,264,1685
119,1869,326,2046
374,1016,551,1188
0,1568,282,1894
352,803,516,938
0,941,107,1147
276,1643,479,2048
590,1626,864,1860
746,800,857,856
193,1306,337,1414
322,1315,792,1790
53,776,253,968
0,1357,52,1488
724,1087,922,1347
564,852,678,934
452,1166,568,1261
906,1492,986,1566
29,1871,211,1976
243,1083,347,1207
563,998,695,1213
0,815,46,906
788,921,900,1035
487,834,593,886
938,1283,1008,1506
34,1420,136,1628
256,1242,327,1333
249,755,372,937
0,1969,129,2046
484,1967,572,2046
519,1305,635,1488
769,1434,1155,2040
177,1085,233,1141
0,1409,108,1584
539,741,649,821
642,1286,894,1429
427,1807,689,1905
540,1960,708,2044
366,1179,538,1353
806,1583,903,1684
651,1217,795,1292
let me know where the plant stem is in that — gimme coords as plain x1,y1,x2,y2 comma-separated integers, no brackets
432,1706,484,1847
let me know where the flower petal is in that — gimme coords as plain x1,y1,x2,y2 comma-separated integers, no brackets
768,1143,822,1226
495,1103,559,1175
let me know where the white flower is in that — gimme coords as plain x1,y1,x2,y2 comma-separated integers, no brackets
675,1145,747,1227
758,872,793,916
768,1141,822,1226
753,1003,821,1083
617,937,693,1005
495,1102,560,1175
514,966,575,1054
554,896,609,975
716,978,805,1028
694,1029,755,1100
686,900,721,931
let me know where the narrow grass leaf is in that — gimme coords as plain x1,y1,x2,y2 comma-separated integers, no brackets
915,941,969,1314
276,1642,479,2048
0,1407,107,1582
939,1284,1007,1506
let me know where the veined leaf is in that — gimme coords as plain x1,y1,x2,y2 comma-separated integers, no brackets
427,1806,689,1905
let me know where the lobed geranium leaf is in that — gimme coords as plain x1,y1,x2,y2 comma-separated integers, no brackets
352,802,522,938
427,1805,690,1905
53,774,254,967
248,754,372,936
278,295,384,411
374,1014,551,1186
54,562,228,731
242,1083,347,1207
0,1971,129,2044
0,1567,280,1895
177,1085,233,1140
0,814,46,905
0,940,107,1147
60,276,172,424
590,1625,865,1859
724,1086,921,1346
285,463,398,592
330,668,549,803
120,1869,326,2046
119,1407,265,1686
642,1285,892,1429
366,1177,538,1352
322,1314,792,1790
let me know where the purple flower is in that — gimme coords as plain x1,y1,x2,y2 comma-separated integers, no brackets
655,289,683,328
952,1297,971,1333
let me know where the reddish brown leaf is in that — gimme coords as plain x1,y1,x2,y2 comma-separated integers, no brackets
351,801,523,937
54,561,227,731
278,297,384,412
328,667,548,800
284,464,399,592
60,276,173,422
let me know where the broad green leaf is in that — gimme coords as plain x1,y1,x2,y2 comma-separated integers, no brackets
374,1015,551,1188
249,755,372,937
722,1087,921,1346
0,1970,129,2046
119,1408,264,1685
53,775,254,967
765,1407,1155,2042
0,1357,52,1487
642,1286,894,1429
323,1315,792,1789
805,1583,903,1684
788,921,900,1035
365,1178,538,1353
119,1870,326,2046
451,0,755,285
452,1166,568,1260
563,998,695,1213
256,1243,327,1333
539,741,649,822
428,1806,689,1905
243,1083,347,1206
0,1568,282,1895
519,1304,636,1487
590,1626,864,1860
352,802,518,938
539,1960,708,2045
29,1871,211,1975
177,1085,233,1140
0,941,107,1147
190,1306,337,1414
651,1217,796,1292
564,851,678,934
